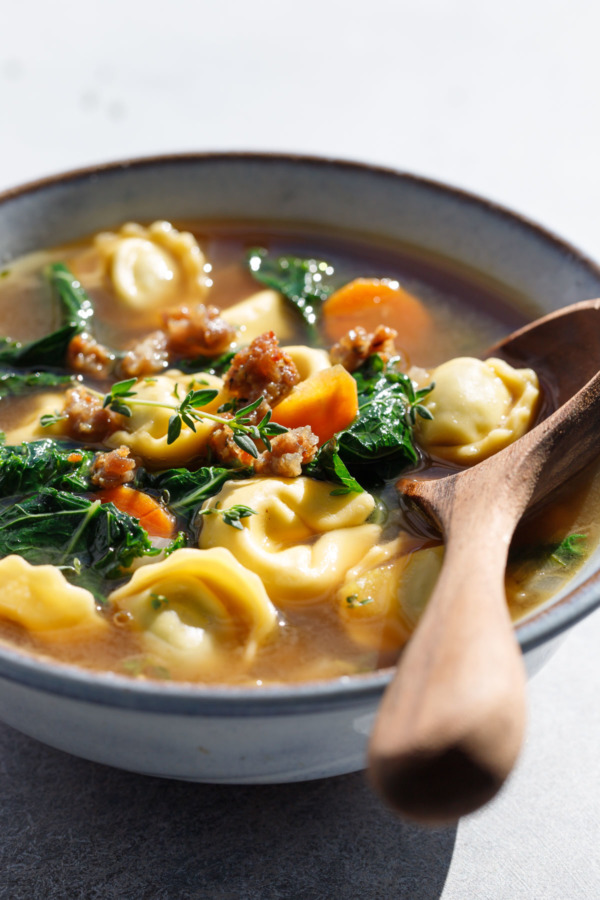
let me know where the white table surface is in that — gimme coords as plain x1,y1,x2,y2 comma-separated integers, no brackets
1,3,600,897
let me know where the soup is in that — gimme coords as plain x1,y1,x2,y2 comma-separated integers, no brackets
0,220,596,684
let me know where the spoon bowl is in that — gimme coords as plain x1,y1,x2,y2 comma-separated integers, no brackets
368,299,600,824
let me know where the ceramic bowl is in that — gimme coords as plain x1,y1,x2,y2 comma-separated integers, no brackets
1,153,600,783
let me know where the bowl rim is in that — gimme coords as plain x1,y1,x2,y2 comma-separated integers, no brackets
1,149,600,712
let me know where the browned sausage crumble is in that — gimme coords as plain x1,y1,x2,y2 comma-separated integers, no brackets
163,304,237,357
118,331,169,378
224,331,300,406
66,333,115,380
90,446,137,488
67,304,236,381
61,386,125,442
329,325,399,372
207,423,318,477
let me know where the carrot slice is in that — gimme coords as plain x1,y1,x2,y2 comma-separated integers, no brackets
271,365,358,445
98,486,176,539
322,278,432,353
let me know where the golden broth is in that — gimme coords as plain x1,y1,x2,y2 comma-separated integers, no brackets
0,223,596,684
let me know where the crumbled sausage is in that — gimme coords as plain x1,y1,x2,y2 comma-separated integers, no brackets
163,304,236,358
62,386,125,442
207,422,318,477
206,422,255,468
90,446,137,488
224,331,300,405
66,333,115,380
329,325,399,372
118,330,169,378
254,427,319,477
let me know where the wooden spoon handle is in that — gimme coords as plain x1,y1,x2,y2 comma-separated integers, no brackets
368,495,527,825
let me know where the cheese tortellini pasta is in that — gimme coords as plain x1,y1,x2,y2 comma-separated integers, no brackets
0,555,106,641
416,356,539,464
3,391,68,445
108,548,277,670
106,370,224,467
94,221,211,311
221,289,296,343
199,477,380,605
337,543,444,650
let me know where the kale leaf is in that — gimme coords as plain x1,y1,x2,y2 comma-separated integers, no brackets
0,263,94,368
335,355,433,483
0,369,75,399
178,348,238,376
0,440,96,497
0,488,158,596
247,248,335,339
135,465,250,526
305,438,364,495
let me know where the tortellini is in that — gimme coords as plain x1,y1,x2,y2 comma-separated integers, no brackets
337,543,444,650
283,345,332,381
94,221,210,311
106,370,224,467
416,356,539,464
108,548,277,667
221,289,296,343
0,555,106,641
198,477,380,605
3,391,67,445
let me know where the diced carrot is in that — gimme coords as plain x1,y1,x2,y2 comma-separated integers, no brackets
271,364,358,445
322,278,432,354
98,486,176,539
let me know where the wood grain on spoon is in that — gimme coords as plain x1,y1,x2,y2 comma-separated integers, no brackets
368,299,600,825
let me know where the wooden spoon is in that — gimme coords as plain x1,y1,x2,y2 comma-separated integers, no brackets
368,298,600,825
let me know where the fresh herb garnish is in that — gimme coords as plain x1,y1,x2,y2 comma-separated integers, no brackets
197,503,257,530
103,380,288,453
345,594,374,607
136,465,249,528
247,248,335,340
150,592,169,610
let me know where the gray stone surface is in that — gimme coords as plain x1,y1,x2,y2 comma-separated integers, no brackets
1,609,599,899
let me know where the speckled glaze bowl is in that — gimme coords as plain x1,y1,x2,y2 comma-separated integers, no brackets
1,153,600,783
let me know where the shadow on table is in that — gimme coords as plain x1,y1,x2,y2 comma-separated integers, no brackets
0,725,456,900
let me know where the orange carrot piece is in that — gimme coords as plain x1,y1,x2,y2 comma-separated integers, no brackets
322,278,432,353
98,486,176,539
271,365,358,445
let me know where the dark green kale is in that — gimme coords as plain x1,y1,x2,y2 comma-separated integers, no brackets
335,354,433,484
0,440,96,497
178,348,238,376
135,465,250,526
247,248,335,340
0,488,158,598
0,262,94,368
0,369,75,399
305,438,364,495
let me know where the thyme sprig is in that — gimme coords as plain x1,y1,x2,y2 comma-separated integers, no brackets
101,379,288,455
197,503,258,530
